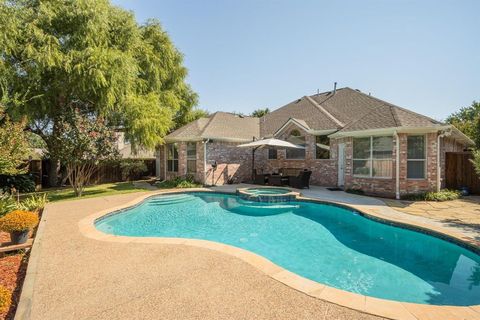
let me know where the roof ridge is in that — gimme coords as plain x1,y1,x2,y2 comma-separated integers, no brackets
350,89,443,125
199,112,219,138
304,95,344,128
388,105,400,127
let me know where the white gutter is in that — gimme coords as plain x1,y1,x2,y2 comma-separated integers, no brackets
329,125,452,138
394,131,400,200
437,130,451,192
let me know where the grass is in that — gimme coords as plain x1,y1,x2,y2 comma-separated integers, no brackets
44,181,150,202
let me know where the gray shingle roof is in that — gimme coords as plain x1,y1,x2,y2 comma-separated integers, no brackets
259,96,341,137
167,87,445,142
261,87,443,136
165,112,259,142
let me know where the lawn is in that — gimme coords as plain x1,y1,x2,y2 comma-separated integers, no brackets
44,181,151,202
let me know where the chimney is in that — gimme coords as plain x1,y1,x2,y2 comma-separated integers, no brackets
333,82,337,95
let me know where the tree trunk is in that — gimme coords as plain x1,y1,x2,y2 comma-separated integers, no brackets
48,158,60,187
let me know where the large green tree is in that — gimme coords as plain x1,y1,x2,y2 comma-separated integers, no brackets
0,0,200,185
446,101,480,148
251,108,270,118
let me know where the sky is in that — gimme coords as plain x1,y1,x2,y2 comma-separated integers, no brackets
112,0,479,121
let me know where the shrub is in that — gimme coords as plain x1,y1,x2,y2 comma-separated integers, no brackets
0,174,35,194
0,210,39,232
402,189,461,202
156,176,201,189
0,285,11,313
345,188,365,195
19,194,48,212
120,159,148,181
0,194,19,218
425,189,461,201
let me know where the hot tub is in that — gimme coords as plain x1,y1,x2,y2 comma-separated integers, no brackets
236,187,300,202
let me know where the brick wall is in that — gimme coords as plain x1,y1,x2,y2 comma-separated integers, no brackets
340,132,447,198
205,141,253,185
157,129,467,195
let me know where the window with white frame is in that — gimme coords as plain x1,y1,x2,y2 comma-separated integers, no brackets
353,136,393,177
167,143,178,172
285,129,306,159
186,142,196,173
407,135,426,179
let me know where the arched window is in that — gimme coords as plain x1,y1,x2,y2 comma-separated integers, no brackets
286,130,306,159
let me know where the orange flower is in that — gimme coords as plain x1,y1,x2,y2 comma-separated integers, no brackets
0,210,39,232
0,285,11,313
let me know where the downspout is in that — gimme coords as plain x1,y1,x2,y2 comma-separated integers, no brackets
203,139,210,186
164,144,167,180
437,130,450,192
394,131,400,200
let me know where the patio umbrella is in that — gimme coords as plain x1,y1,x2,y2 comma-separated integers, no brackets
237,138,305,180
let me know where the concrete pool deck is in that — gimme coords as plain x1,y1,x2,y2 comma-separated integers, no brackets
16,186,480,320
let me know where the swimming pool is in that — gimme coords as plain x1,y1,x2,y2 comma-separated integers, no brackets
95,192,480,306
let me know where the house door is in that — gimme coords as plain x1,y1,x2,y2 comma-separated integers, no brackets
338,143,345,187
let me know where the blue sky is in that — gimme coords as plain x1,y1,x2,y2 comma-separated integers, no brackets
113,0,479,120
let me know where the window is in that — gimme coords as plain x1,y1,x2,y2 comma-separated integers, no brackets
167,143,178,172
187,142,196,173
315,135,330,159
268,148,277,159
353,136,393,177
407,135,426,179
286,130,306,159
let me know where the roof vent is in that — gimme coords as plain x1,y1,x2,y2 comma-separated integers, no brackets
296,99,301,103
333,82,337,95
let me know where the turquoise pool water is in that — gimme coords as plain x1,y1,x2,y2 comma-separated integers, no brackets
95,192,480,305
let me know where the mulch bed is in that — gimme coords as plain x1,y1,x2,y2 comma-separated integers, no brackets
0,209,42,319
0,251,28,320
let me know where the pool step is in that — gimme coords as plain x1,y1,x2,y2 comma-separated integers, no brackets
148,194,197,205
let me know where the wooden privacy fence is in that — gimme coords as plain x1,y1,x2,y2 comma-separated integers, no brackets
36,159,156,188
445,152,480,194
87,159,157,184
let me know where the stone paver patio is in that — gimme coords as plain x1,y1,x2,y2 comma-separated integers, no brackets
17,185,480,320
383,197,480,242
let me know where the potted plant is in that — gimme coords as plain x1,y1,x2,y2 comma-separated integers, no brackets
0,210,39,244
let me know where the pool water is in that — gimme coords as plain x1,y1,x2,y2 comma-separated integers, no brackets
95,192,480,305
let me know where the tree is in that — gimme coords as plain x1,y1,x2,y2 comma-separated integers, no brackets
0,0,198,186
446,101,480,148
52,109,118,197
0,112,30,176
471,150,480,176
251,108,270,118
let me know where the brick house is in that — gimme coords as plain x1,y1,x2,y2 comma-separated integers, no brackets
158,87,473,198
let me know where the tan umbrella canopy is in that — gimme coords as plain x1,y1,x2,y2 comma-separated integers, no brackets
237,138,305,149
238,138,305,180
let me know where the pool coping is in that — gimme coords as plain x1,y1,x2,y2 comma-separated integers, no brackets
78,188,480,320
